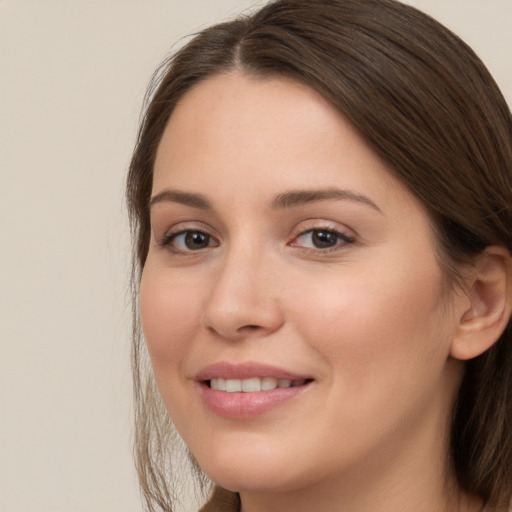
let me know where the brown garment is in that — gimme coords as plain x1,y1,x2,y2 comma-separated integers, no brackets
199,486,240,512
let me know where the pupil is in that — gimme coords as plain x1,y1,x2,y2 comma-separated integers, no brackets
185,231,209,249
312,230,337,248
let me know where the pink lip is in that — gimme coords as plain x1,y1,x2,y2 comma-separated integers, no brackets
195,361,310,381
195,362,313,419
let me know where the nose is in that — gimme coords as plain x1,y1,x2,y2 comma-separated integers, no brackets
201,244,284,341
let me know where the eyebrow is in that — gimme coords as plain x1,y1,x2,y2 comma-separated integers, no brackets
149,189,212,210
271,188,383,213
149,187,382,214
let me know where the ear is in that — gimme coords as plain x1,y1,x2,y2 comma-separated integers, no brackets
450,246,512,361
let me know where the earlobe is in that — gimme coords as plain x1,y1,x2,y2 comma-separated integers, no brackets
450,246,512,361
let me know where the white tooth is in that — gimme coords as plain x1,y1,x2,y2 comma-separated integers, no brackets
212,377,297,392
211,378,225,391
261,377,278,390
225,379,242,392
242,378,261,392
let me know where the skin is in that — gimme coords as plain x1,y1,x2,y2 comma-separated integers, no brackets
140,73,484,512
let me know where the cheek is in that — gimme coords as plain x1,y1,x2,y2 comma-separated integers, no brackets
139,264,202,368
289,257,451,389
283,260,456,460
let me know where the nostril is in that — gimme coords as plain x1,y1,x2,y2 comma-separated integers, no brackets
239,325,260,331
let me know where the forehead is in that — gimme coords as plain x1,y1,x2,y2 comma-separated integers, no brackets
153,72,400,196
155,73,341,167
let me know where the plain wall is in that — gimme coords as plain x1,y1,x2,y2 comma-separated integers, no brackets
1,1,510,511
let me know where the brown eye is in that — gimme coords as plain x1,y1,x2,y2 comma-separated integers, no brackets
183,231,211,250
291,228,354,250
311,230,340,248
163,230,218,252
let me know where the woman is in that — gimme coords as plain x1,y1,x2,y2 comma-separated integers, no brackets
127,0,512,510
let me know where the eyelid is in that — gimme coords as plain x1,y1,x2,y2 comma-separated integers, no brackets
156,220,217,241
288,221,356,252
291,228,353,246
289,219,355,239
159,229,220,256
156,221,220,253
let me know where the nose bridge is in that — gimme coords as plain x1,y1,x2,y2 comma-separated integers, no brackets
202,233,283,339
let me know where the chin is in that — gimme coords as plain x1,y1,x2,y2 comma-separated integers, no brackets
194,443,306,494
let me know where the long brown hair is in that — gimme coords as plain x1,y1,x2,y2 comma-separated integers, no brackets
127,0,512,510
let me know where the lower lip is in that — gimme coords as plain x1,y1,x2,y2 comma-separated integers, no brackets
199,383,311,419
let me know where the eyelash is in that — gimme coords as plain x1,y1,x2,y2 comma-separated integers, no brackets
159,227,355,255
160,230,219,255
290,227,355,252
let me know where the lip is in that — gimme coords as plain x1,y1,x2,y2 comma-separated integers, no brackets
195,361,311,381
195,362,314,419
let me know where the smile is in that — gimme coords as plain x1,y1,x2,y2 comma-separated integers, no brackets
209,377,308,392
196,362,314,418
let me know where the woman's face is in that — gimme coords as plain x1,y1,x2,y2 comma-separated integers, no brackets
140,73,467,496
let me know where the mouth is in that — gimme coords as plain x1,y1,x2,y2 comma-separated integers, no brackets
195,362,314,419
207,377,312,392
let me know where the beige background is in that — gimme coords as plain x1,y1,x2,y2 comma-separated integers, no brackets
1,1,510,511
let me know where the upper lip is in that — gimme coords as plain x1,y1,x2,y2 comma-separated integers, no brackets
194,362,312,382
